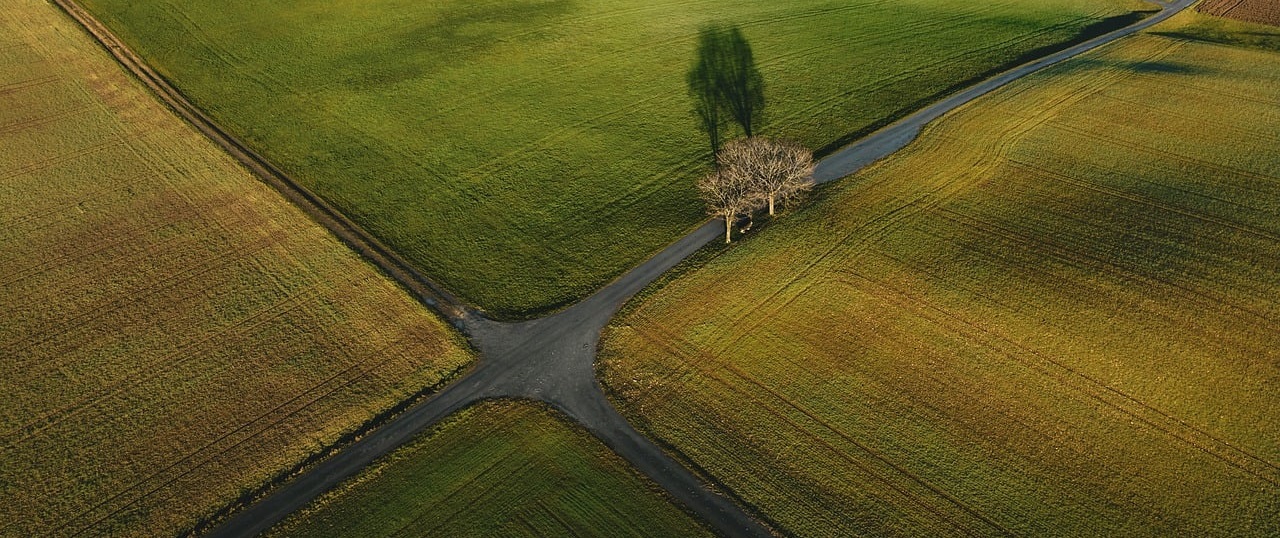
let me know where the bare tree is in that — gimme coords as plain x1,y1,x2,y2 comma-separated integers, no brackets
697,168,760,243
717,137,814,216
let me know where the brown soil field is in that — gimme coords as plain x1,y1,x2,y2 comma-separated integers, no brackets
1197,0,1280,25
0,1,472,536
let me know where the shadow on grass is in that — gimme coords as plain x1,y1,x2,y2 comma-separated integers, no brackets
1150,29,1280,54
338,0,574,88
1055,56,1215,76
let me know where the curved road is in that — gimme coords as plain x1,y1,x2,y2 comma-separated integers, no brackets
56,0,1193,535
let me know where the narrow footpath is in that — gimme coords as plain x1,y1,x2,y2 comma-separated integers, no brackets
54,0,1194,535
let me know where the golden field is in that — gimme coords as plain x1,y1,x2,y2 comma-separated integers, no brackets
601,11,1280,537
0,2,471,535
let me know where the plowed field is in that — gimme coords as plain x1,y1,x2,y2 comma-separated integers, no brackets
1198,0,1280,26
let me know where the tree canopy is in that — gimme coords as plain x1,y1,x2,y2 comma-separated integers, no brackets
698,137,814,243
717,137,814,216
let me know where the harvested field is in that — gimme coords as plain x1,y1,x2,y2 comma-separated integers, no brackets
80,0,1150,317
266,400,713,538
600,11,1280,537
0,1,471,535
1197,0,1280,26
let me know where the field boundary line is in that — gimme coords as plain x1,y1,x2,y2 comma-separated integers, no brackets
49,0,473,325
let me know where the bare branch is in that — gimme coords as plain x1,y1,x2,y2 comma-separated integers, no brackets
716,137,814,215
697,168,758,243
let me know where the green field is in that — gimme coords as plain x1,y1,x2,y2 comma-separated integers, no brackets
0,2,472,535
80,0,1148,317
600,11,1280,537
266,400,712,537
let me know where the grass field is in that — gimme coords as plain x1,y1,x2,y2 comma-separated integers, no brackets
0,2,472,535
79,0,1149,317
266,400,712,537
600,11,1280,537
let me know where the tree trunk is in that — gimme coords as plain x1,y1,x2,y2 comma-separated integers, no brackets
768,194,775,216
725,213,733,243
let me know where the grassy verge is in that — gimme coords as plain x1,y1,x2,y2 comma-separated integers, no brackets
1153,7,1280,53
78,0,1147,317
600,11,1280,537
0,2,472,535
265,399,713,537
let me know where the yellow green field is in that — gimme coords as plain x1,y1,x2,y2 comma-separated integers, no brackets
0,2,472,535
267,400,712,537
601,10,1280,537
79,0,1151,317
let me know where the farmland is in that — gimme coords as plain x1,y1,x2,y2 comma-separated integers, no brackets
0,1,472,535
600,10,1280,537
1198,0,1280,26
79,0,1150,317
265,400,712,537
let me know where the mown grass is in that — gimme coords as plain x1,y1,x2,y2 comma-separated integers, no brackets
600,11,1280,537
0,2,472,535
79,0,1148,317
266,399,713,538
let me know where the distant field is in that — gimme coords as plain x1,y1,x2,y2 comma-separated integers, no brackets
1198,0,1280,26
267,400,712,537
0,2,471,535
601,11,1280,537
80,0,1148,317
